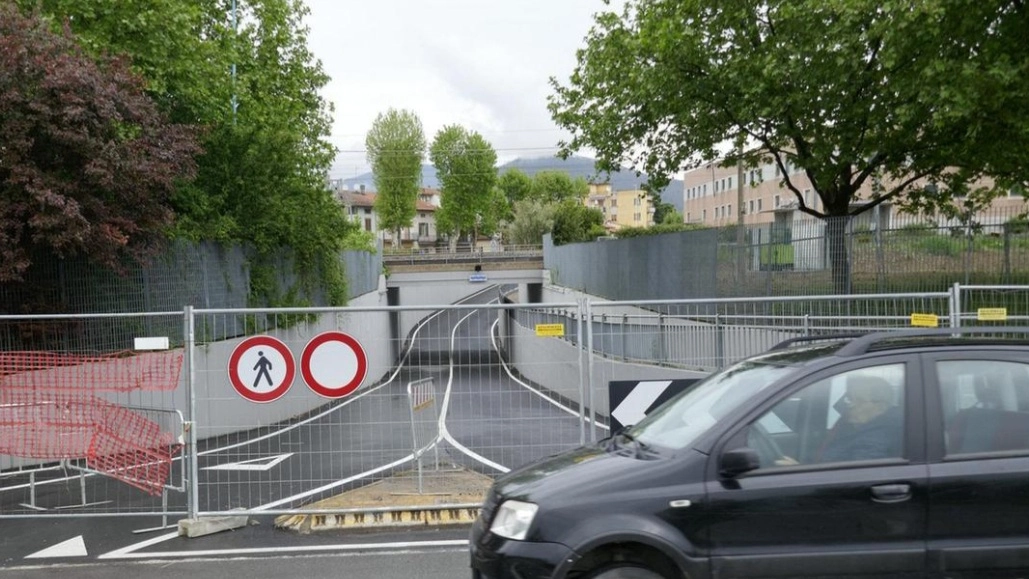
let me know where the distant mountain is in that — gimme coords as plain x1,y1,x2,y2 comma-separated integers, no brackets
337,155,685,211
339,165,440,192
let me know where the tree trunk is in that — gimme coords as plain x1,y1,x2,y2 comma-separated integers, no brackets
825,215,852,294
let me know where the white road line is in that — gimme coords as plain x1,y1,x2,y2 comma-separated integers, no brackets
25,536,88,559
202,453,294,471
99,540,469,560
489,318,609,432
439,309,510,474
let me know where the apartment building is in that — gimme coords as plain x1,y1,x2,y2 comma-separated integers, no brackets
585,183,656,230
683,159,1025,230
331,183,440,248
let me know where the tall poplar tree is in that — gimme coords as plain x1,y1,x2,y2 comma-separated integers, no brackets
365,109,426,249
430,126,499,250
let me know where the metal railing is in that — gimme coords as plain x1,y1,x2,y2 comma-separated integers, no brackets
1,283,1026,521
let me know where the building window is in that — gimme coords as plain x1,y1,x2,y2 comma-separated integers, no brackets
364,218,372,231
749,199,755,214
702,209,707,220
757,199,763,211
728,204,732,217
419,223,429,237
774,195,781,208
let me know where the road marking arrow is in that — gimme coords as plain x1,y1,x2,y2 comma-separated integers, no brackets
611,381,672,428
26,536,87,558
203,453,294,471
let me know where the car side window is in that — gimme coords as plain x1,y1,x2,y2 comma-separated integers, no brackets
746,364,906,468
938,360,1029,455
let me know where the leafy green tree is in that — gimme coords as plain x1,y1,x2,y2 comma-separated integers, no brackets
479,187,511,239
20,0,356,305
551,201,605,246
531,170,589,203
0,4,200,282
550,0,1029,292
497,168,534,210
366,108,426,249
15,0,231,125
505,200,556,246
429,125,498,250
653,200,681,225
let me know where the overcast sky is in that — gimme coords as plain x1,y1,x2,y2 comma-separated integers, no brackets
302,0,611,179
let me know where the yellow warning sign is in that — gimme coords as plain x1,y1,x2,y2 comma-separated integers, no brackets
535,323,565,337
977,307,1008,322
910,313,939,328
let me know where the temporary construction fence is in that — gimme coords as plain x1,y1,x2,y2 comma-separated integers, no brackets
1,284,1028,522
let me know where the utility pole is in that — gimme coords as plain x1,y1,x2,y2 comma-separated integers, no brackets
231,0,238,124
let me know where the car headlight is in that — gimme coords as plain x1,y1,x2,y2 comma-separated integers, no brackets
489,499,538,541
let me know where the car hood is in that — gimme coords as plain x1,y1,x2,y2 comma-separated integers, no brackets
491,443,678,504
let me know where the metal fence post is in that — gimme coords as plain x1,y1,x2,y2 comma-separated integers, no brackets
184,305,199,520
715,313,725,370
584,299,597,443
657,313,666,365
617,314,625,359
950,282,962,328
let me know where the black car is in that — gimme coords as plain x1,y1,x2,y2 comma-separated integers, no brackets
470,328,1029,578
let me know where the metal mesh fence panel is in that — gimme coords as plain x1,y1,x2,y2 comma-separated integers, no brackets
519,293,953,374
957,285,1029,327
0,312,187,518
718,207,1029,298
190,300,588,517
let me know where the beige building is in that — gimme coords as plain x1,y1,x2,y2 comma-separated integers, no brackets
682,158,1026,231
585,183,656,231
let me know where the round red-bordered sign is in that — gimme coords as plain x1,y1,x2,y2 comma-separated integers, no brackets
228,335,296,403
300,331,368,399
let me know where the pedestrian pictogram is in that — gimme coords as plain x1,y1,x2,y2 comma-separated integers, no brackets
300,331,368,399
228,336,296,403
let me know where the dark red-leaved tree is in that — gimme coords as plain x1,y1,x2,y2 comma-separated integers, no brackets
0,5,200,281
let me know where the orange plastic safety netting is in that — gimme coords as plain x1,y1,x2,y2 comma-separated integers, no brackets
0,350,183,391
0,350,184,495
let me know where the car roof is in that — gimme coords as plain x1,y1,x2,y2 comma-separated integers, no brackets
762,328,1029,367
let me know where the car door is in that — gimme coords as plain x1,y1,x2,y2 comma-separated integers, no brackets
924,351,1029,578
703,355,928,579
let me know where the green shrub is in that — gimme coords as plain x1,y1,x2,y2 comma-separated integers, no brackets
760,243,794,267
1005,216,1029,234
893,221,936,238
914,234,962,256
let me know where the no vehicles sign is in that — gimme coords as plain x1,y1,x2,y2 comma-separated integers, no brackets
228,335,296,403
301,331,368,399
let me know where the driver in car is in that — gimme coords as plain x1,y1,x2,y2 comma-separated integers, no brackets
776,375,902,465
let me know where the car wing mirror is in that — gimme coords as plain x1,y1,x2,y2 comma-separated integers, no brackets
719,447,761,478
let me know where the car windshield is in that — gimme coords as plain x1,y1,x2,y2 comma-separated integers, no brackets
630,360,794,451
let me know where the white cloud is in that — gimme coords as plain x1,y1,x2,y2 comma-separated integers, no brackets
301,0,611,178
